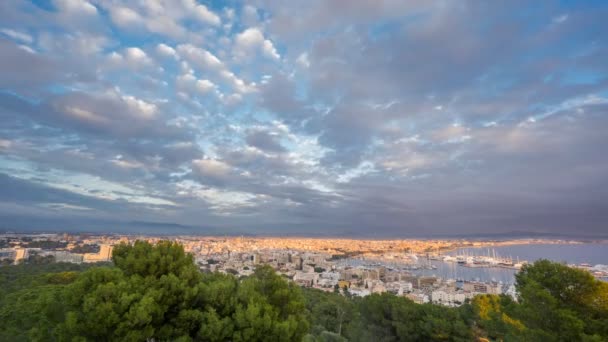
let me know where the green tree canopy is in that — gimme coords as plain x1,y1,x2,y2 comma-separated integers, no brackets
1,246,607,342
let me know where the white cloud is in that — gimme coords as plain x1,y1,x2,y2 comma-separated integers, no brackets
109,6,142,27
220,93,243,106
177,44,224,71
183,0,221,26
220,70,256,94
176,73,216,95
121,94,158,119
0,139,13,150
241,5,259,26
532,94,608,122
55,89,158,130
125,47,148,62
145,15,187,38
196,79,215,93
553,14,568,24
102,1,219,38
177,73,197,86
111,156,143,169
193,158,231,178
176,181,256,211
1,28,33,44
37,32,109,56
337,161,376,183
432,124,471,144
234,27,280,61
296,52,310,68
156,43,177,59
176,44,255,94
262,40,280,60
63,105,109,125
18,45,36,54
107,47,154,69
54,0,97,16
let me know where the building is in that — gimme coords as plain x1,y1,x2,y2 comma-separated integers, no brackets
463,281,502,295
406,293,429,304
14,248,28,264
0,248,16,261
349,288,371,297
83,244,113,263
338,280,351,289
291,255,303,270
41,251,84,263
417,276,438,289
294,272,319,287
431,290,466,306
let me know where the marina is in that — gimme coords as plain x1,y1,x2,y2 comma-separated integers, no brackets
339,243,608,284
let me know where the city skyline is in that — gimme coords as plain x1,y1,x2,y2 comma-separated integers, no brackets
2,1,608,236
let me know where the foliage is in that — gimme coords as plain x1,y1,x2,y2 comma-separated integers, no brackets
0,263,94,341
26,240,68,250
69,244,100,254
0,247,606,342
6,241,309,341
471,259,608,341
354,293,472,341
23,253,55,265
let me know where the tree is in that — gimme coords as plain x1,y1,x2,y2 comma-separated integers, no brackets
230,265,309,341
514,260,608,340
55,242,309,342
3,244,606,342
57,241,207,340
355,293,472,341
471,294,525,340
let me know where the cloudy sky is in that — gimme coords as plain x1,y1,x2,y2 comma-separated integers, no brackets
1,0,607,236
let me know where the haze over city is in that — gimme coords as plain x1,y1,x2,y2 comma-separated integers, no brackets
1,0,608,236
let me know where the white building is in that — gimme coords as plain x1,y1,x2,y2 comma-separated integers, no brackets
431,290,466,306
293,271,319,287
349,288,371,297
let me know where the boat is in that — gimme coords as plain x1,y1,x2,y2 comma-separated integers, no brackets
443,255,456,262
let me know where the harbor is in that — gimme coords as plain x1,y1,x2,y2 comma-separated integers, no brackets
428,249,528,270
340,243,608,284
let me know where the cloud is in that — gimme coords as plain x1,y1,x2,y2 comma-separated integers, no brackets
0,38,96,92
109,6,142,27
54,0,98,16
196,79,215,93
177,44,225,71
177,43,256,94
176,73,216,95
183,0,221,26
156,43,177,59
108,47,154,69
245,129,286,153
101,0,220,39
50,91,155,132
192,158,238,186
1,28,33,44
234,27,280,61
1,1,608,235
241,5,259,26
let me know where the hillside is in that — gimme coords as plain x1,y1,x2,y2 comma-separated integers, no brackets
1,241,606,341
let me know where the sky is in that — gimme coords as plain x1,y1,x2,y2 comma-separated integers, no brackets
1,0,608,237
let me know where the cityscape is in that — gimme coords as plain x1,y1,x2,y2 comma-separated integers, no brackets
3,233,607,309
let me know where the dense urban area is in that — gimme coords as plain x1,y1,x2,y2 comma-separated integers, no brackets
1,233,608,341
2,234,608,307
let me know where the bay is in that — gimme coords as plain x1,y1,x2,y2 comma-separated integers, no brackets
341,243,608,284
